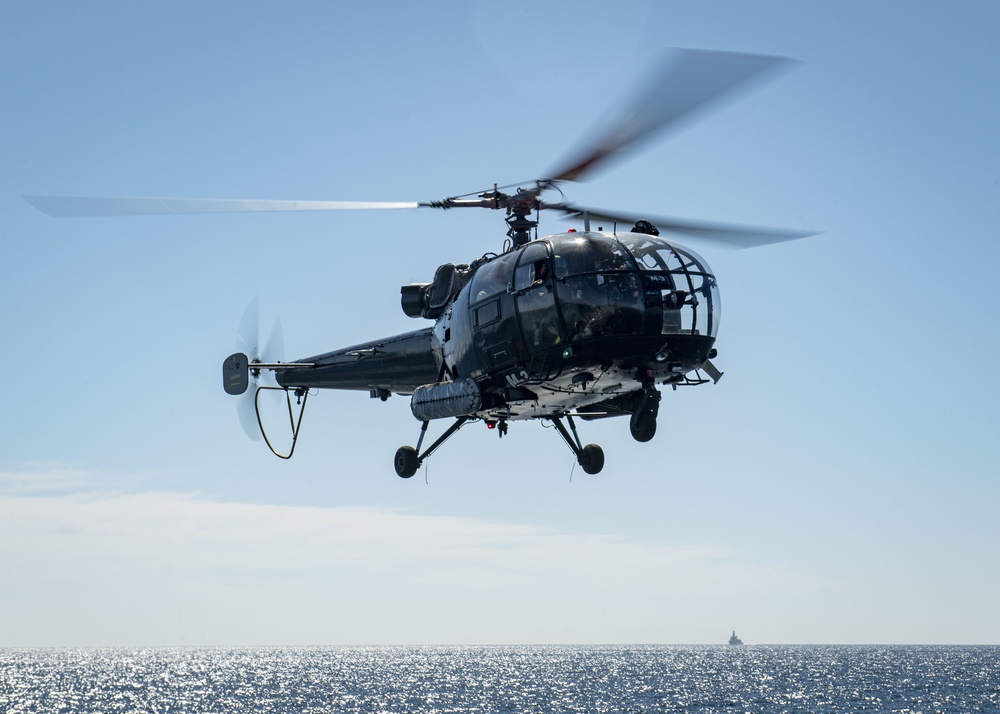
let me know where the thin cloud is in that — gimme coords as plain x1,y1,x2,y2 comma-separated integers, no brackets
0,461,94,495
0,486,832,646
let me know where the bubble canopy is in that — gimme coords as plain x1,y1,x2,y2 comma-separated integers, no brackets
534,231,720,344
615,232,720,339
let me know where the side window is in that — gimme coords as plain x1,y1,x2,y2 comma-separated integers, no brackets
513,241,550,292
470,253,517,302
474,299,500,327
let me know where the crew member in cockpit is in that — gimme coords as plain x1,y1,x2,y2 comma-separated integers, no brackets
532,259,549,285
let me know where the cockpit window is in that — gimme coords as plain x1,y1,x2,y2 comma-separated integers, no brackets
617,234,720,338
547,235,643,340
513,241,550,292
469,252,517,302
553,235,634,279
620,234,689,273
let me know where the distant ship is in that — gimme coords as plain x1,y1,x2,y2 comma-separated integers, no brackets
729,630,744,646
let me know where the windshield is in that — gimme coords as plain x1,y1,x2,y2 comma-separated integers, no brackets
616,233,720,339
551,234,643,340
553,234,635,278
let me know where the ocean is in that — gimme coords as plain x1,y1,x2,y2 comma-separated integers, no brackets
1,645,997,713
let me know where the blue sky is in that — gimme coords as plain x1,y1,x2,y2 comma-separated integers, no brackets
2,1,998,646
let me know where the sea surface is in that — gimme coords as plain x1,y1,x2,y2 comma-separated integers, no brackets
1,645,997,713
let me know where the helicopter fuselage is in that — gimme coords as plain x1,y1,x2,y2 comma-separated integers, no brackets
276,230,720,424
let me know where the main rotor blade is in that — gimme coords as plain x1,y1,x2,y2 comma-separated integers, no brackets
546,49,794,183
549,204,818,249
25,195,420,218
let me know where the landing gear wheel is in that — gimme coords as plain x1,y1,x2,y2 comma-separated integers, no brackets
630,408,657,442
578,444,605,475
394,446,419,478
630,388,659,442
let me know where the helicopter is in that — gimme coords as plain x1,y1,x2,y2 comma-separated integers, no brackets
26,48,816,478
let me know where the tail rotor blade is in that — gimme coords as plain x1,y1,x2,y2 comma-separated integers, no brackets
231,300,290,440
262,317,285,376
234,298,263,440
236,297,261,363
237,390,262,441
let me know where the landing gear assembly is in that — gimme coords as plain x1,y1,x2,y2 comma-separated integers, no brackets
393,412,606,477
549,414,605,475
629,386,660,443
393,416,471,478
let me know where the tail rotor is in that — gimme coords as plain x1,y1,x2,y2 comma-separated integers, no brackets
232,298,285,440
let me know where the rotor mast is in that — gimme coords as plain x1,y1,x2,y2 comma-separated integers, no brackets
423,183,544,247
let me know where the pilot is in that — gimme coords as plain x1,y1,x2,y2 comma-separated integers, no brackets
532,260,549,285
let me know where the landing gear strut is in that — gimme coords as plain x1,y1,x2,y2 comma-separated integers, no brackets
629,386,660,442
394,416,471,478
550,414,605,474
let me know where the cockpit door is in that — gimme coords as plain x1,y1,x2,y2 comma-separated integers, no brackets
513,242,563,351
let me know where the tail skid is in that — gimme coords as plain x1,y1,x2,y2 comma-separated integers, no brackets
223,352,315,458
254,385,309,460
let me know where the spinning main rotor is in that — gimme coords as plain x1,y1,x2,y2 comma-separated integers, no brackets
26,48,815,250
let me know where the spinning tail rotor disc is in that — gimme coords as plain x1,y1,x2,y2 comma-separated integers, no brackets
234,298,285,441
